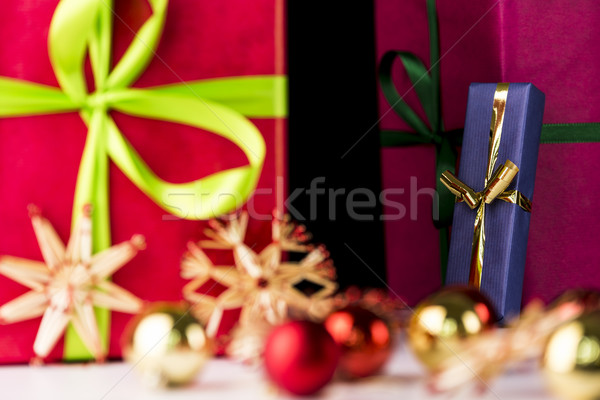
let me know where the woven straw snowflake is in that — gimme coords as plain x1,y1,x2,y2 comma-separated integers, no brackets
181,212,337,338
0,205,144,361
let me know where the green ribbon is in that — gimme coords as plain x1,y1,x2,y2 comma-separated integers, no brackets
541,123,600,143
378,0,459,280
378,0,600,283
0,0,286,360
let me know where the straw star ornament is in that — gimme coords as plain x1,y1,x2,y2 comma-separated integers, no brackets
0,206,144,361
182,212,338,338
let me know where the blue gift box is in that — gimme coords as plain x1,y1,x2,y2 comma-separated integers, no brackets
445,83,545,322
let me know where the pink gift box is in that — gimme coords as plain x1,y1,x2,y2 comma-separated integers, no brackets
376,0,600,306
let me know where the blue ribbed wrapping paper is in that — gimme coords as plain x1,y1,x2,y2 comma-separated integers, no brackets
446,83,545,322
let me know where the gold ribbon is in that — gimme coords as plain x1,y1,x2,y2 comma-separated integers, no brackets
440,83,532,288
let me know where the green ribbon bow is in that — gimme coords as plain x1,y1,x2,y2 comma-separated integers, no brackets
378,0,461,280
379,0,600,282
0,0,286,360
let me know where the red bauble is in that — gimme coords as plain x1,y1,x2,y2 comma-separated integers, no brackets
264,320,340,396
325,305,393,378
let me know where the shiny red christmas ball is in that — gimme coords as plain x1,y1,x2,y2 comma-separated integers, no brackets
325,305,393,378
264,320,340,396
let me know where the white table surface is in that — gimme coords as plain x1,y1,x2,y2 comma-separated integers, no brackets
0,342,558,400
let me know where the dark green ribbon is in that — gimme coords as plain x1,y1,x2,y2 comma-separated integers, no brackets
541,123,600,143
378,0,600,282
378,0,458,280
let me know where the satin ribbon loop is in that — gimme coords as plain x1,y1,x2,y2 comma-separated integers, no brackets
379,51,437,140
439,170,480,209
379,47,459,239
483,160,519,204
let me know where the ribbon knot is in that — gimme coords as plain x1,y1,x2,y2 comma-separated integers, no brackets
441,160,523,210
85,92,110,110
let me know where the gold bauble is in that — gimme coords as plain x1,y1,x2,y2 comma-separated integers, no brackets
122,302,212,387
407,286,496,370
542,311,600,400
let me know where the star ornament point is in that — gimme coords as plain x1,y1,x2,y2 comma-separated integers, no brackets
0,206,145,361
182,212,338,339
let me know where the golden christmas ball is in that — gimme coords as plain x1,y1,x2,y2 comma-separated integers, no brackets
122,302,213,387
407,286,496,370
542,311,600,400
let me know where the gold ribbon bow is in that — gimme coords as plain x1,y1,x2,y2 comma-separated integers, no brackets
440,83,532,287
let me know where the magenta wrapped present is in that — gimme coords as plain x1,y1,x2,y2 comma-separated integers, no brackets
499,1,600,305
376,0,600,306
